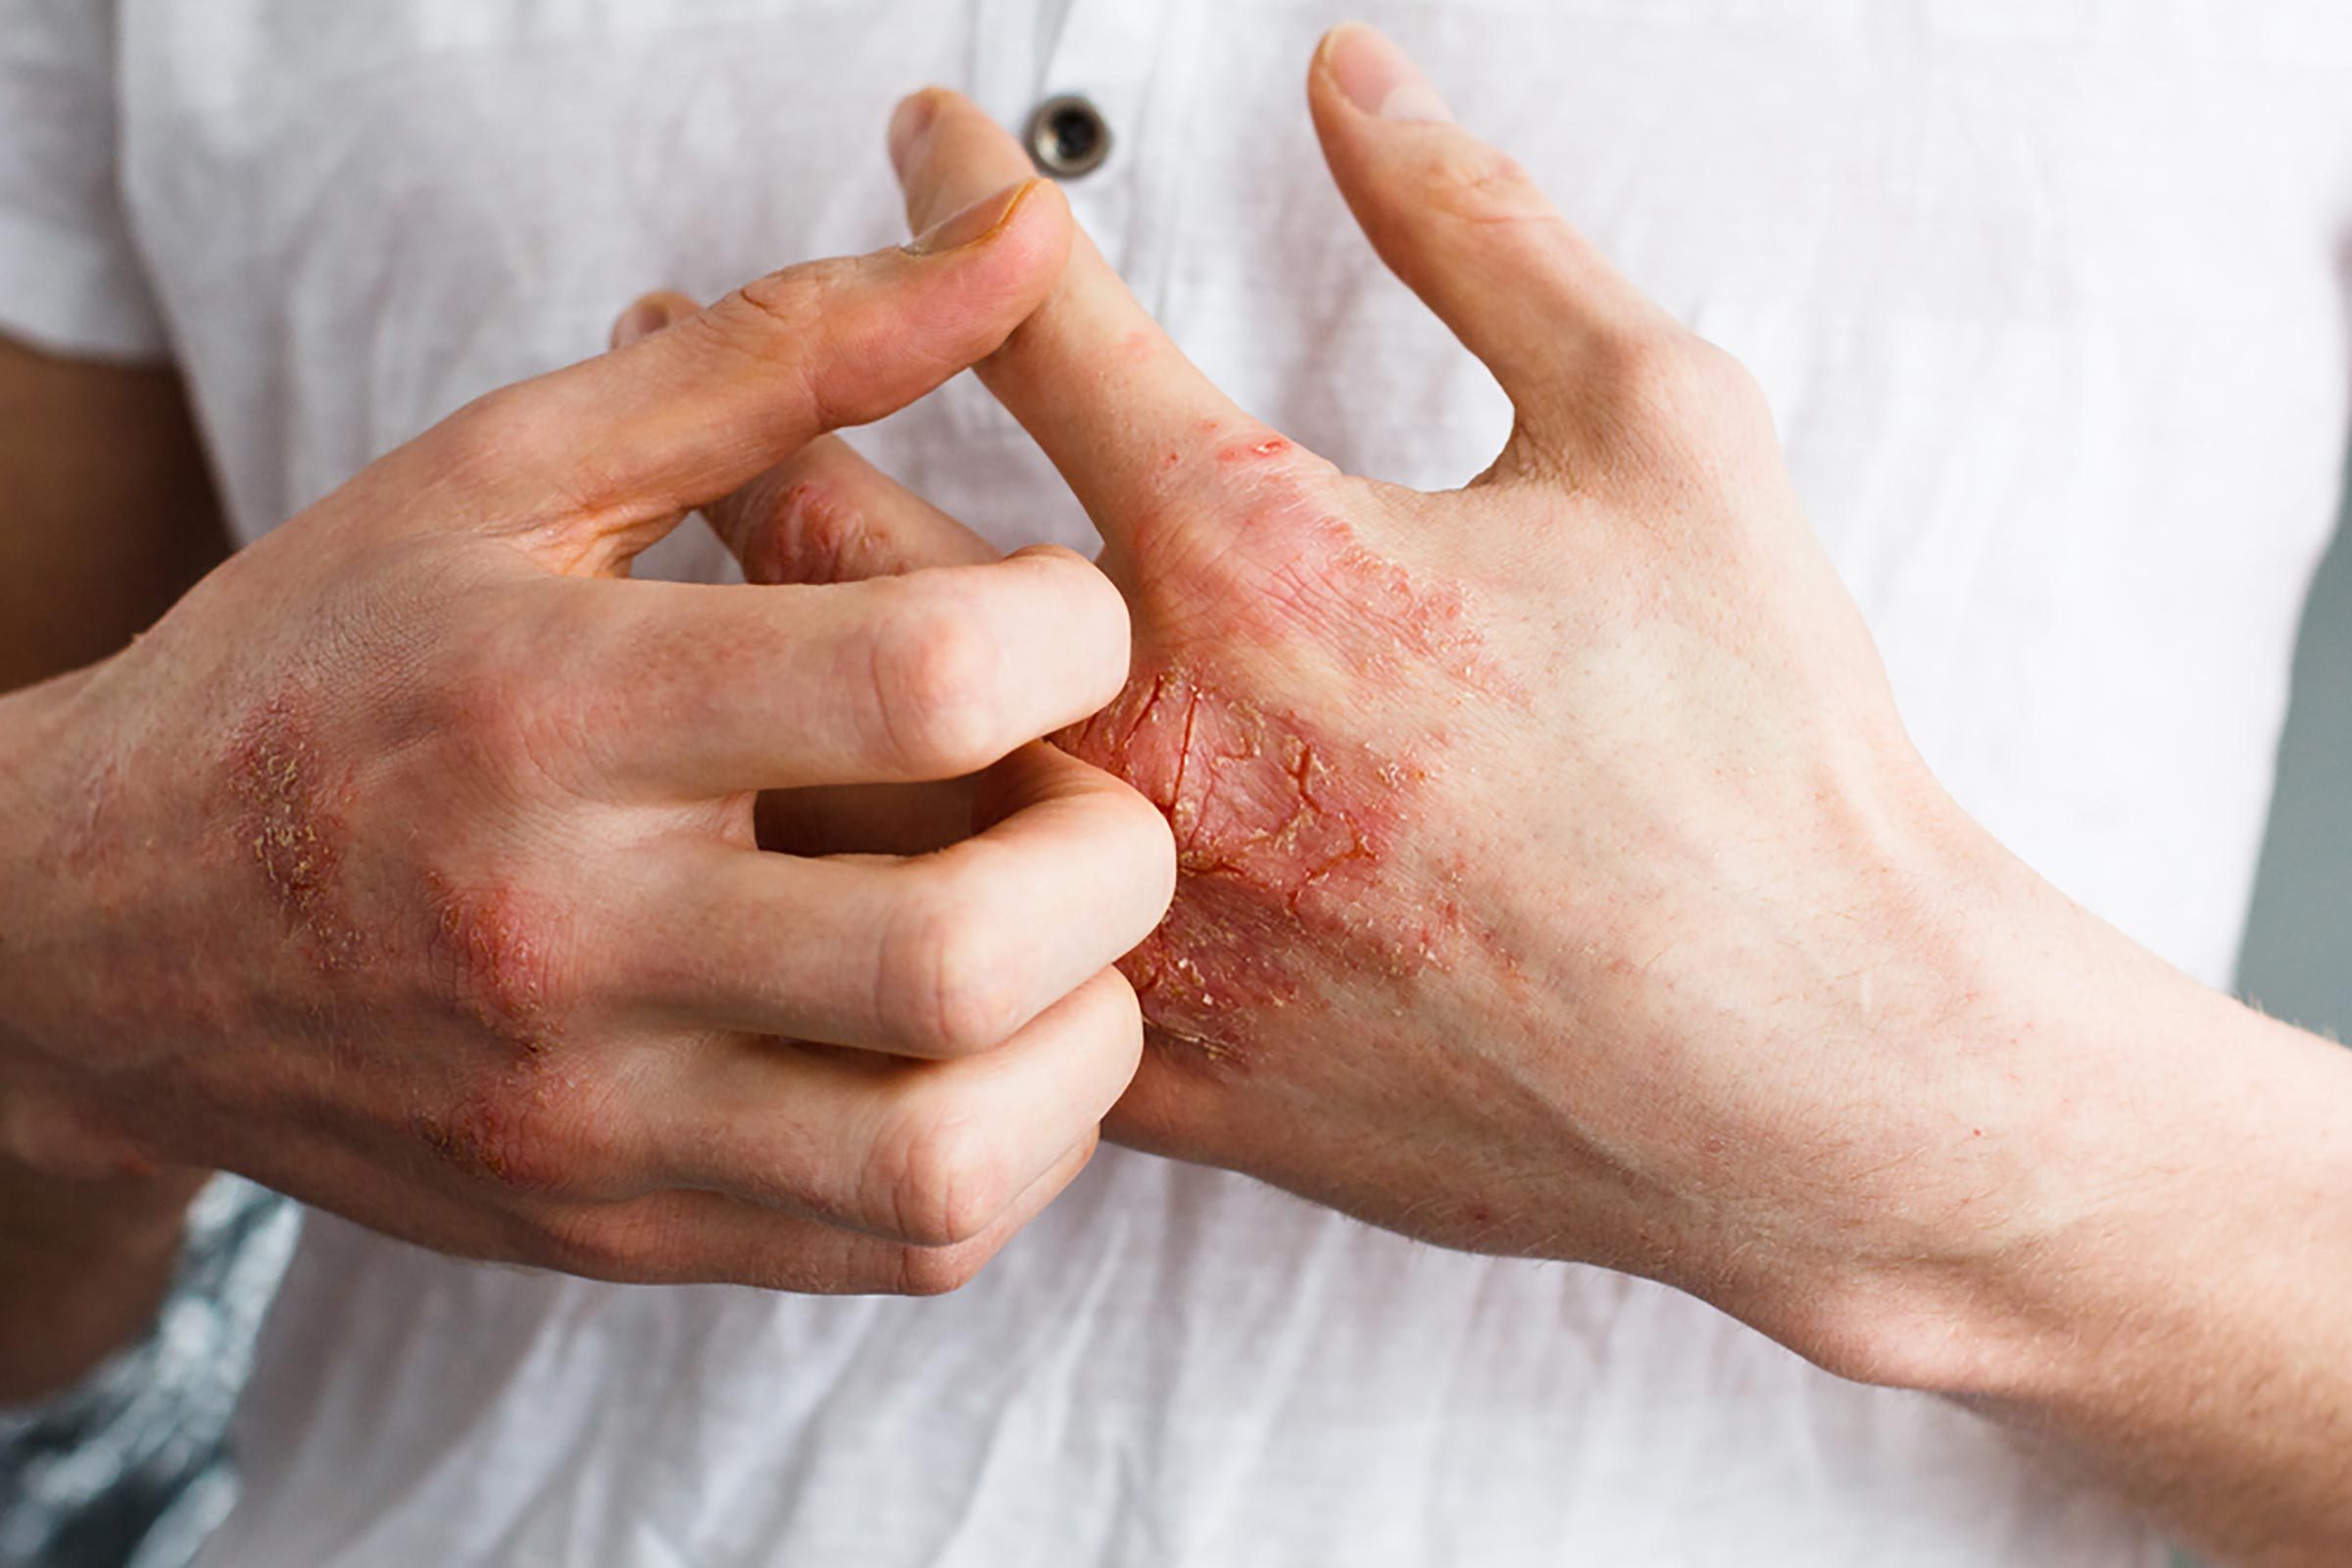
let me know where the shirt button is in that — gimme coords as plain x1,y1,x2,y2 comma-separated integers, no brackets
1025,94,1112,179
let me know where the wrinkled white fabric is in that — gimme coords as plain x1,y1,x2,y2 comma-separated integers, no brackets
5,1,2350,1563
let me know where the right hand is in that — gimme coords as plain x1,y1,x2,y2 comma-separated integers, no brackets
0,176,1176,1296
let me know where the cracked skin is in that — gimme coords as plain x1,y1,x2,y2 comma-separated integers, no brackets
1060,470,1489,1066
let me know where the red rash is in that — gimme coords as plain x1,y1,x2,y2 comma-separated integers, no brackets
1136,435,1510,697
1066,469,1494,1066
1061,666,1450,1066
225,696,363,972
742,478,894,586
415,880,573,1183
413,1066,580,1191
425,874,565,1055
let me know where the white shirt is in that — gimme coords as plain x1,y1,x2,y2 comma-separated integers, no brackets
7,2,2351,1563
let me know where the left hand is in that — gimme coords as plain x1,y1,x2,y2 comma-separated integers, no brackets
681,25,2168,1377
659,34,2352,1562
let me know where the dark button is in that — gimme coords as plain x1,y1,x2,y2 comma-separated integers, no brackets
1025,94,1111,179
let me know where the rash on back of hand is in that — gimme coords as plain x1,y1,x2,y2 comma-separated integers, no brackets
225,696,363,972
424,872,565,1055
1065,485,1494,1066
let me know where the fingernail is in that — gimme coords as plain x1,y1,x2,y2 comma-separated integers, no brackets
905,178,1035,256
611,296,676,348
888,91,941,180
1325,23,1453,123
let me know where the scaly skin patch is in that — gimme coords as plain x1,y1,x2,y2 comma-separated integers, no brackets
412,1066,579,1192
741,478,876,586
1069,466,1500,1066
224,697,364,971
424,873,564,1056
1061,663,1456,1067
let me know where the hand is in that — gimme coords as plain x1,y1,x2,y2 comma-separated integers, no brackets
0,179,1177,1298
868,33,2135,1365
768,43,2352,1564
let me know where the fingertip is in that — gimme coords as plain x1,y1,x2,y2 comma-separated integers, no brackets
897,175,1071,330
887,86,952,181
1019,543,1132,670
1311,22,1453,125
922,178,1072,381
891,87,1042,234
1309,21,1370,98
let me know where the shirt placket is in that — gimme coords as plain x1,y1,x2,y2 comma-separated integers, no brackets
1027,1,1173,285
946,0,1195,446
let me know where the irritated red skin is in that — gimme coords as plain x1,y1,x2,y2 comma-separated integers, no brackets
423,872,566,1056
219,687,579,1186
411,1065,582,1193
1062,436,1499,1067
1061,665,1451,1065
223,695,365,973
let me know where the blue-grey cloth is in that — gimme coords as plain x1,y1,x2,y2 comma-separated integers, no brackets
0,1179,297,1568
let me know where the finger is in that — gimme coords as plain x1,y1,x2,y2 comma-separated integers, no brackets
539,1132,1099,1294
708,433,998,587
888,89,1277,539
653,969,1141,1247
608,290,702,352
560,291,707,576
551,546,1130,795
637,743,1175,1055
1305,24,1679,445
405,177,1073,574
714,434,1001,854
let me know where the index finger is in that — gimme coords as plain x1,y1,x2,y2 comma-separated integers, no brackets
403,177,1072,573
551,546,1132,797
889,90,1282,543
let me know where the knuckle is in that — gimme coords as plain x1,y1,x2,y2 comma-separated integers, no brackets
424,648,537,775
1092,971,1148,1057
882,872,1026,1054
1688,337,1776,431
865,598,1005,776
751,476,870,586
1591,325,1699,407
866,1102,1014,1249
724,264,833,354
1595,327,1768,429
421,617,596,796
717,263,857,420
434,385,552,481
424,874,584,1055
1111,791,1181,911
416,1084,585,1199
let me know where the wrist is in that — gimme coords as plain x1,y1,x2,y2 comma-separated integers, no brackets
0,663,151,1173
1774,833,2346,1404
1682,800,2185,1388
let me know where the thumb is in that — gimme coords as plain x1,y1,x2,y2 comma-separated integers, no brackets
398,177,1071,576
1305,24,1678,448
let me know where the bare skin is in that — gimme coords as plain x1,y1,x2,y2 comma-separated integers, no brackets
662,29,2349,1565
0,338,228,1398
5,33,2346,1568
0,179,1182,1406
